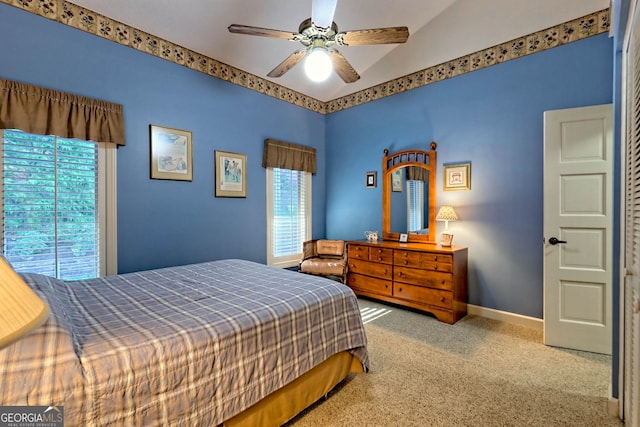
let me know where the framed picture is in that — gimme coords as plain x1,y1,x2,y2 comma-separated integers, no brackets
366,171,377,188
444,163,471,191
399,233,408,243
215,150,247,197
150,125,192,181
392,169,403,192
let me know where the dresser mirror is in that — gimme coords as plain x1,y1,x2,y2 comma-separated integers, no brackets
382,142,437,243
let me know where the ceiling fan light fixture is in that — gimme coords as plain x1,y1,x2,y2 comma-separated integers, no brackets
304,47,332,82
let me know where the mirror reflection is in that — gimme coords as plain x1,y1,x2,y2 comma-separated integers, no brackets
389,166,430,235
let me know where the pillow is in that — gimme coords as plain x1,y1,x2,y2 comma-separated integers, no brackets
316,240,344,257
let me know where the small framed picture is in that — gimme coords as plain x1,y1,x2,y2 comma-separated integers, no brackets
215,150,247,197
399,233,408,243
366,171,377,188
444,163,471,191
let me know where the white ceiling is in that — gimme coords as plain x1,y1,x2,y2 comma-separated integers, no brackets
70,0,609,102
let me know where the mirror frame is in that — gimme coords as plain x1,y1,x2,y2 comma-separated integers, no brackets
382,142,437,243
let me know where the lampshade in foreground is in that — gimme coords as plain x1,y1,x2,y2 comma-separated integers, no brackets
435,205,458,247
0,256,49,350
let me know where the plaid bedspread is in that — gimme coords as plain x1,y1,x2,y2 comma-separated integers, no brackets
0,259,368,426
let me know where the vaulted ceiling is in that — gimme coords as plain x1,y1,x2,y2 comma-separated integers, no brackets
69,0,609,103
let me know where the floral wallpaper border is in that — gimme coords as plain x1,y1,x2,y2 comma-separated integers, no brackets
2,1,609,115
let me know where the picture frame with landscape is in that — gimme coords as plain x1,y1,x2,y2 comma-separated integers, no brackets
150,125,193,181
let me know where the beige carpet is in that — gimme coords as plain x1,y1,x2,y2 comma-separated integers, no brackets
287,298,622,427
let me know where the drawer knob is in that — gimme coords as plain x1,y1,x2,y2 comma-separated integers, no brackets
404,260,408,265
398,272,403,277
434,265,438,270
441,280,446,285
378,257,383,261
440,297,446,302
434,256,438,261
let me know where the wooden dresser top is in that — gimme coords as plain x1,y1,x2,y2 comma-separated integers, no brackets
348,240,467,254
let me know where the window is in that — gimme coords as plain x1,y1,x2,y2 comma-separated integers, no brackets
266,167,311,268
407,180,424,233
1,130,117,279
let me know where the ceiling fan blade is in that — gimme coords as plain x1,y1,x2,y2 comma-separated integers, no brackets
267,50,307,78
312,0,338,28
338,26,409,46
228,24,298,40
328,50,360,83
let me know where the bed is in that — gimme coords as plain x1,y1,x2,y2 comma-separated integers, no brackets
0,258,369,426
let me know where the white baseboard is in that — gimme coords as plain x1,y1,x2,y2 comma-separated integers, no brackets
608,397,619,418
468,304,543,330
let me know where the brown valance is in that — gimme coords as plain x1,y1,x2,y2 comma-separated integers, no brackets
0,78,125,145
262,138,316,173
406,166,428,182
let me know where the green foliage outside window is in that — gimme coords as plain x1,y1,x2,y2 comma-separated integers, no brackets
2,130,99,279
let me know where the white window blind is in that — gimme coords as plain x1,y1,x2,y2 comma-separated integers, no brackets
1,130,101,280
266,167,311,267
407,180,424,233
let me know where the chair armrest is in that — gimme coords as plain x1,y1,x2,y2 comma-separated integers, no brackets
301,240,318,263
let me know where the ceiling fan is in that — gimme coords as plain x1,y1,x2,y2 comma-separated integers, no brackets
228,0,409,83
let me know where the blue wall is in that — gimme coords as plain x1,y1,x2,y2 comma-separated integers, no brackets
0,2,615,319
0,3,326,273
325,33,614,318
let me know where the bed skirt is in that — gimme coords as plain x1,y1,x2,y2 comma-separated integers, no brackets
223,351,363,426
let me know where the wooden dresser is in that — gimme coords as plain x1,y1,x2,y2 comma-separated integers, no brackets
347,240,468,324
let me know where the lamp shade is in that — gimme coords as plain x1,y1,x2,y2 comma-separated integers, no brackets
0,256,49,350
436,205,458,222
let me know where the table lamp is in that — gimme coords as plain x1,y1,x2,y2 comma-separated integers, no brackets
436,205,458,247
0,256,49,350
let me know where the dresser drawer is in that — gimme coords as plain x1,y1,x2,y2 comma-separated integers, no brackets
394,250,452,272
348,244,369,260
419,259,453,273
394,250,421,267
348,259,393,280
421,253,452,265
394,267,453,290
368,247,393,264
393,283,453,309
348,273,392,297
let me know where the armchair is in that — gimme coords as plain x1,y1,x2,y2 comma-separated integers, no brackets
299,239,347,283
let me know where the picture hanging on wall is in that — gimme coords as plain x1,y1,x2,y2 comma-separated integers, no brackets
443,163,471,191
366,171,377,188
215,150,247,197
150,125,193,181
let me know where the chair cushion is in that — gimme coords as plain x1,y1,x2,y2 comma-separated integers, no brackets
316,240,344,257
300,259,346,277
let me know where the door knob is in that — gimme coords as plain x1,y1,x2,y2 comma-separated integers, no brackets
548,237,567,245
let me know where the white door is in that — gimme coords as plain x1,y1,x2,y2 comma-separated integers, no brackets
543,104,613,355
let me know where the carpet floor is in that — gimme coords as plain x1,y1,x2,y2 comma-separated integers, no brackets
286,298,622,427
